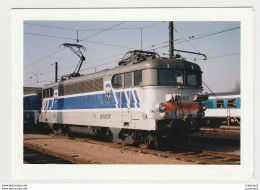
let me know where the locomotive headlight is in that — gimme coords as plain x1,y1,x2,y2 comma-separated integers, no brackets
155,103,167,113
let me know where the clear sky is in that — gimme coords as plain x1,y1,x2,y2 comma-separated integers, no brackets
24,21,240,93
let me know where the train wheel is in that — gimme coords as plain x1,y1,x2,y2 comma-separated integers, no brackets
104,128,113,142
67,125,75,138
109,128,124,144
53,128,63,134
53,124,65,134
138,134,152,149
137,132,158,149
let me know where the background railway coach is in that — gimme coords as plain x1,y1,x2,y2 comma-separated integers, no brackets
203,92,240,127
39,50,208,147
23,87,42,130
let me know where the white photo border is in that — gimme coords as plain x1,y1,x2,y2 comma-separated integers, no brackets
11,8,254,180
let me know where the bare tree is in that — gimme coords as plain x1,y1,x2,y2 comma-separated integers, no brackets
233,79,240,92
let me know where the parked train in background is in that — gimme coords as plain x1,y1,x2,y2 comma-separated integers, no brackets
23,87,42,131
203,92,240,127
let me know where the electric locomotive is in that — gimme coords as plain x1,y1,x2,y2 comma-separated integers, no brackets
39,49,208,148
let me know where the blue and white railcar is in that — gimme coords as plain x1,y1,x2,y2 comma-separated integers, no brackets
24,87,42,125
204,92,240,127
39,50,208,147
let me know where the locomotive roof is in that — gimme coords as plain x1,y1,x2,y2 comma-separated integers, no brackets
43,58,201,88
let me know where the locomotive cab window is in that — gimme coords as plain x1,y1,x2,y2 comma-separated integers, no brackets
112,74,122,89
216,99,225,108
158,69,184,86
186,70,202,87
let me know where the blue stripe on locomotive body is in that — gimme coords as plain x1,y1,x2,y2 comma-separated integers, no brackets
52,93,116,110
134,90,140,106
43,85,141,111
115,92,128,108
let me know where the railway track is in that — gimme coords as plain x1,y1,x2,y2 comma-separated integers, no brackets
24,145,73,164
24,143,96,164
188,135,240,146
45,133,240,165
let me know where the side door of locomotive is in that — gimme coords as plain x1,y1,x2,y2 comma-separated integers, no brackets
111,73,133,127
121,72,133,127
121,91,132,126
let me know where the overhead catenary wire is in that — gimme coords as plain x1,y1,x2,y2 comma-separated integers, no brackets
25,21,163,32
84,40,134,50
202,81,219,100
24,32,135,49
205,52,240,60
23,22,158,85
25,23,238,72
146,26,240,52
24,51,126,85
25,22,141,32
80,58,121,72
143,41,169,50
141,22,164,28
24,58,121,86
26,50,127,78
24,48,127,77
79,27,140,31
34,51,240,79
79,22,126,41
24,48,65,69
24,23,240,87
24,22,127,71
24,23,78,31
46,51,126,75
175,26,240,45
185,52,240,61
24,32,76,41
24,77,55,86
174,27,201,53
